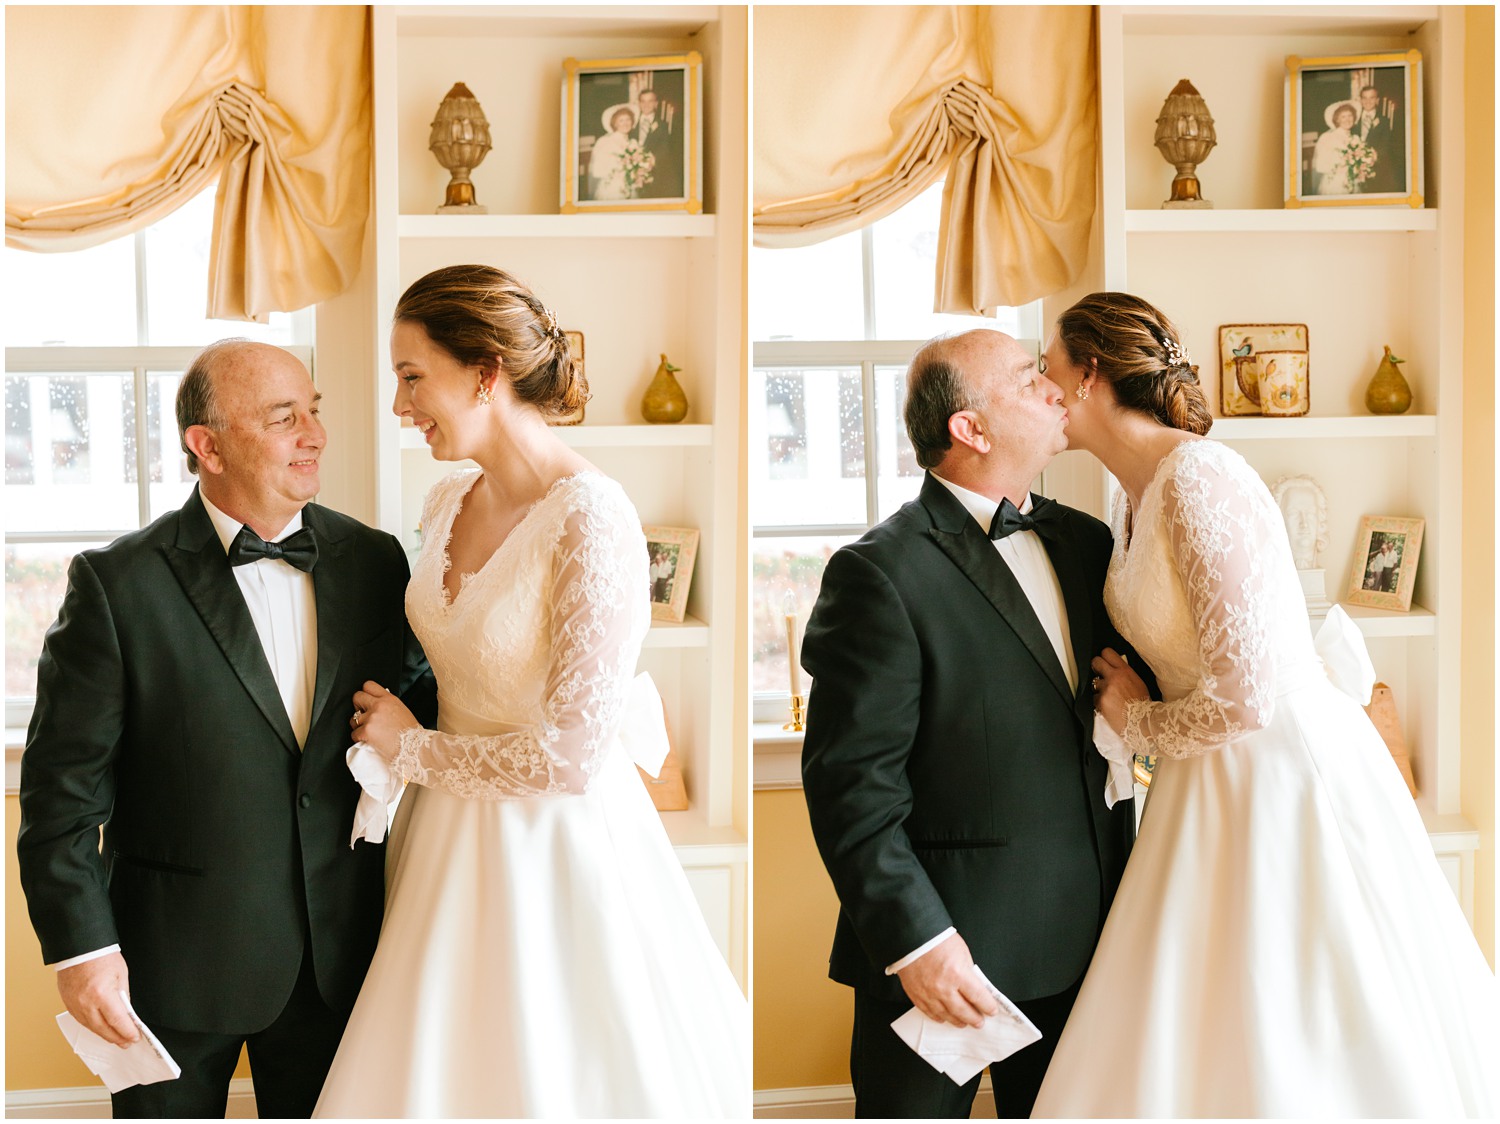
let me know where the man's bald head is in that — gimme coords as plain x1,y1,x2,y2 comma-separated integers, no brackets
903,329,1023,470
175,339,297,475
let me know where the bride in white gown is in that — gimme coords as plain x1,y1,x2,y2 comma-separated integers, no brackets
1030,292,1497,1117
313,265,748,1117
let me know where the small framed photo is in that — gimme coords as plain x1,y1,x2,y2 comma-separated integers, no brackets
1285,50,1422,208
561,53,702,214
1218,324,1309,417
1347,516,1424,611
549,331,586,427
643,525,699,623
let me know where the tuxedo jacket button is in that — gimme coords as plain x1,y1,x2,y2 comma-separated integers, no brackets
299,793,312,808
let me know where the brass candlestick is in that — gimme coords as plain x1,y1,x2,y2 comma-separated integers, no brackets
1154,78,1216,209
784,694,806,733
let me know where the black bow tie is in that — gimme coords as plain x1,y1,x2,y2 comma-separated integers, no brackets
228,525,318,572
990,496,1062,541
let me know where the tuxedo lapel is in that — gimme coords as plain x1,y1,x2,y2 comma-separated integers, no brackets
304,504,351,735
1038,507,1098,726
920,476,1074,707
162,489,299,754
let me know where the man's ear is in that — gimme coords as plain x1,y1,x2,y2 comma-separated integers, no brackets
947,410,990,456
183,425,223,476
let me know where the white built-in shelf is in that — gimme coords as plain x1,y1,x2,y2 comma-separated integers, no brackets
398,214,715,240
1332,603,1436,638
645,614,709,649
399,422,712,450
661,804,748,865
1121,5,1438,37
396,5,718,39
1125,209,1436,234
1212,415,1436,440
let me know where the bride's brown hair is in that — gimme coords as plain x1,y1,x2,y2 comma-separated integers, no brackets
395,264,589,420
1054,292,1212,436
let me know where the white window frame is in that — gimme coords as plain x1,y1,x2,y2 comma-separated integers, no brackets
5,228,314,730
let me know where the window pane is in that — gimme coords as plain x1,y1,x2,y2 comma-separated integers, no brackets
4,373,140,533
870,181,1018,340
148,371,197,518
874,364,924,520
5,542,81,696
143,190,296,345
750,367,868,527
750,233,864,342
752,534,854,695
3,239,138,346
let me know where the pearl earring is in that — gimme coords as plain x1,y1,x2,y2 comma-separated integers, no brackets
1075,383,1090,401
476,382,495,406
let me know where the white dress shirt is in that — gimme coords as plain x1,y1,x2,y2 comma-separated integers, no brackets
886,475,1078,976
52,495,318,971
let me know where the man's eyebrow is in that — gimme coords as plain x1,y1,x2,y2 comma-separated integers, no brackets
262,392,321,413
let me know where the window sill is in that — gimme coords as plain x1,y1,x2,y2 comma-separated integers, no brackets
753,721,804,790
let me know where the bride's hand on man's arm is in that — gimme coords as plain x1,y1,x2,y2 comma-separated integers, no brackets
1092,648,1149,736
350,681,420,759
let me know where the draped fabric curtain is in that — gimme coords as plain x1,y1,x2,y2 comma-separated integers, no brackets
754,6,1097,315
5,6,372,322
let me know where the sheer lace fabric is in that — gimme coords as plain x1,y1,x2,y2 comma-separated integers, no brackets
1106,440,1320,760
396,470,649,799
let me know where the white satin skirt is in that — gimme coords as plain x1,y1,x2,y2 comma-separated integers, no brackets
1033,681,1498,1118
313,738,749,1118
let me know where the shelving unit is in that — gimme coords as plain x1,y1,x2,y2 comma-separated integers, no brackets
1096,6,1477,922
370,5,747,985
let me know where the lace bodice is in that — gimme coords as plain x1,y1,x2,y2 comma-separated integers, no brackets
1105,440,1321,760
394,470,649,799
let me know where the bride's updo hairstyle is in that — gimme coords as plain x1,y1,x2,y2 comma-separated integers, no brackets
394,264,589,420
1055,292,1212,436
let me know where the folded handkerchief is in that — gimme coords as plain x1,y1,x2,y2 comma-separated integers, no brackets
1091,712,1137,809
617,671,670,778
57,991,181,1094
891,966,1042,1085
347,743,401,847
1315,604,1377,705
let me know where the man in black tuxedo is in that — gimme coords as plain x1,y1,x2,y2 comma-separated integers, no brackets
635,88,683,199
1356,84,1403,194
18,340,435,1118
801,329,1138,1118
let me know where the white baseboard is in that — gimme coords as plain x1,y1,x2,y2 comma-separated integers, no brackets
6,1077,257,1118
753,1076,995,1118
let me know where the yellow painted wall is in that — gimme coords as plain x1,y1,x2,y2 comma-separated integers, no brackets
1460,3,1496,969
752,789,852,1090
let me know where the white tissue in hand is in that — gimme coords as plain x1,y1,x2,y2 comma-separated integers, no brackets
347,744,401,847
1315,604,1377,705
56,991,180,1093
891,965,1042,1085
1092,712,1137,809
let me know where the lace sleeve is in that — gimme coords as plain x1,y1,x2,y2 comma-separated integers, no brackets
1120,448,1276,759
392,495,646,799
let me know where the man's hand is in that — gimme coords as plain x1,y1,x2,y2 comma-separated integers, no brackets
895,932,999,1028
57,952,139,1047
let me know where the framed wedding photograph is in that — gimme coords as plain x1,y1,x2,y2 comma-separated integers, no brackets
1346,515,1424,612
1285,50,1423,208
643,525,699,623
548,331,586,426
560,53,703,214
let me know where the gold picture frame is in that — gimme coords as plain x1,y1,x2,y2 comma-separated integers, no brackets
561,53,703,214
1285,50,1423,208
644,525,699,623
1346,515,1424,612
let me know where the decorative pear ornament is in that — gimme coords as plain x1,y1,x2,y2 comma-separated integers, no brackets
1365,345,1412,415
641,354,688,423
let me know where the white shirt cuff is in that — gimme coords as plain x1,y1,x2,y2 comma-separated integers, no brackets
51,945,121,971
885,927,957,975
